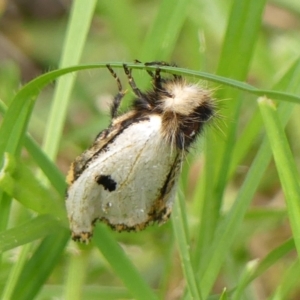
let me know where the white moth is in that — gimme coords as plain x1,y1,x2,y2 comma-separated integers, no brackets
66,62,216,242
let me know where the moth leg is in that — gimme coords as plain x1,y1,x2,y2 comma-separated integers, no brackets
153,67,163,90
135,59,156,79
123,64,144,99
145,61,182,80
107,64,126,118
144,63,172,97
148,67,165,93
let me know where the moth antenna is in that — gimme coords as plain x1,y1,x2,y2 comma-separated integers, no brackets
106,64,126,118
123,64,144,99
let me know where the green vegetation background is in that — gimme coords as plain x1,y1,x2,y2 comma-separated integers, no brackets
1,0,300,299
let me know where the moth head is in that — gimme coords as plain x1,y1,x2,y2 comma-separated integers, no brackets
160,79,212,116
157,78,215,150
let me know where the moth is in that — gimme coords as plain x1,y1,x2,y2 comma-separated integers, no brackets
66,61,216,242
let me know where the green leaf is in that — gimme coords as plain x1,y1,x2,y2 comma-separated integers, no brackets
258,97,300,255
172,188,202,299
269,260,300,300
93,224,158,300
12,230,69,300
197,57,300,299
0,153,65,219
0,215,65,253
0,99,66,195
140,0,191,60
233,238,294,297
194,0,267,282
42,0,97,161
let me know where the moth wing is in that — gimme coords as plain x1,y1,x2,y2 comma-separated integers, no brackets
66,115,181,240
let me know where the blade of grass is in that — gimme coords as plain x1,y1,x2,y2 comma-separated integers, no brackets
0,93,36,233
96,0,140,56
232,238,295,297
24,136,66,195
0,98,66,194
219,289,230,300
269,260,300,300
0,153,65,219
214,0,267,196
64,249,89,300
229,57,300,183
197,58,300,298
0,215,65,253
1,243,32,300
194,0,267,271
0,97,34,158
199,135,274,298
93,224,158,300
232,259,261,300
12,230,69,300
37,285,131,299
172,189,203,300
140,0,191,61
258,97,300,255
42,0,97,161
214,0,268,214
228,110,263,178
0,2,95,296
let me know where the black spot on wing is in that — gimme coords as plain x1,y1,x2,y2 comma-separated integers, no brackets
96,175,117,191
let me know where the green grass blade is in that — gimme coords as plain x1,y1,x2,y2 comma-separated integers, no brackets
197,58,300,298
198,99,295,298
214,0,268,204
232,239,295,299
93,224,158,300
0,96,34,158
217,0,267,77
1,243,32,300
219,289,230,300
0,3,95,296
0,99,66,194
42,0,97,161
64,250,89,300
172,189,202,299
231,259,259,300
23,136,66,195
258,97,300,255
96,0,140,56
199,137,272,298
0,153,65,219
140,0,191,60
269,260,300,300
228,110,263,178
230,57,300,183
0,215,65,253
194,0,267,272
234,238,294,297
37,285,131,299
12,230,69,300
